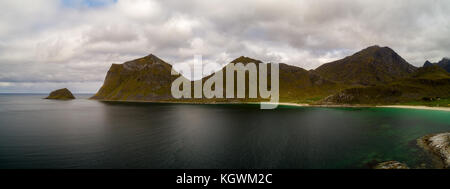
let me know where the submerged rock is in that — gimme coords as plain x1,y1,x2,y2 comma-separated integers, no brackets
374,161,409,169
45,88,75,100
419,132,450,168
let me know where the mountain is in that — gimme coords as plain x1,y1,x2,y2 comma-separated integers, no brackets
423,60,434,67
91,45,450,106
206,56,339,102
90,54,178,101
45,88,75,100
314,45,417,86
423,58,450,73
437,58,450,72
91,54,339,103
323,65,450,104
277,63,338,102
414,64,450,79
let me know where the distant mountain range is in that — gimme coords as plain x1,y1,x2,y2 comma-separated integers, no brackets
91,45,450,105
423,58,450,72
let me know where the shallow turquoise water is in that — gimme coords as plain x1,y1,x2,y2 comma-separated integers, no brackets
0,94,449,168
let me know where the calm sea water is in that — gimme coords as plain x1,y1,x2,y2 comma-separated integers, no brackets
0,94,449,169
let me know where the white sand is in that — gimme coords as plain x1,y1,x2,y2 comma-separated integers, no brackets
95,99,450,112
276,103,450,112
377,105,450,112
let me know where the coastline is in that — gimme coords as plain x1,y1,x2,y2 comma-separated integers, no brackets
417,133,450,168
281,103,450,111
377,105,450,112
90,99,450,112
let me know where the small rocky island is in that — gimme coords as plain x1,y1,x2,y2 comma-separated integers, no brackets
418,132,450,168
45,88,75,100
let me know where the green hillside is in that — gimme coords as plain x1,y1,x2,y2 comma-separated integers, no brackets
322,66,450,105
91,46,450,107
90,54,177,101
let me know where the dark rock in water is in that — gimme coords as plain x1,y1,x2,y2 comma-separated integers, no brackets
374,161,409,169
45,88,75,100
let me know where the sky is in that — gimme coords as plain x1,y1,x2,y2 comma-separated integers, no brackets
0,0,449,93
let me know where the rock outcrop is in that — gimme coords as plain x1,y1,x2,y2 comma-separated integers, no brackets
374,161,409,169
419,132,450,168
45,88,75,100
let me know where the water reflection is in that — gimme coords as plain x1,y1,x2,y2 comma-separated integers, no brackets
0,94,449,168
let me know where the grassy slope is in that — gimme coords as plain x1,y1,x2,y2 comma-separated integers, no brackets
91,55,177,101
321,66,450,106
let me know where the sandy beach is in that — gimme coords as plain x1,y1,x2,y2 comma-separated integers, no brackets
94,99,450,111
377,105,450,112
260,103,450,112
276,102,450,112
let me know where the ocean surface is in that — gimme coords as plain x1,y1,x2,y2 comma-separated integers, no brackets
0,94,449,169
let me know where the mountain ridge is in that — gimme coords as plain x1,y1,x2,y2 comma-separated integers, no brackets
423,58,450,73
91,45,450,106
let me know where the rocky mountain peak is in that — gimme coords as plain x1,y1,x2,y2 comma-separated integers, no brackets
423,60,433,67
123,53,170,71
231,56,262,64
438,57,450,64
314,45,417,85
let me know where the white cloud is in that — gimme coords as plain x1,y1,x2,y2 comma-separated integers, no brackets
0,0,450,93
116,0,162,19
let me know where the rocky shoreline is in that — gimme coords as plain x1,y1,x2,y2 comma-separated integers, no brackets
373,133,450,169
418,132,450,168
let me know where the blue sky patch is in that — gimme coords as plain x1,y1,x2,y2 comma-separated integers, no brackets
61,0,117,8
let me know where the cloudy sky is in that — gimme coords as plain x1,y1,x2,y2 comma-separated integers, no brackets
0,0,449,93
